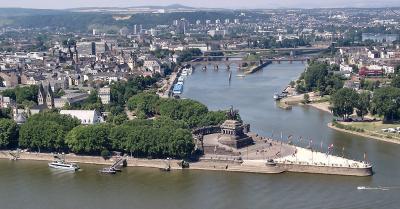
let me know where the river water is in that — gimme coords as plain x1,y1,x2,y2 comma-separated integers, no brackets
1,62,399,209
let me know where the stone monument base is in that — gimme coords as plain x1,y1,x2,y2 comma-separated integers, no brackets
218,134,254,149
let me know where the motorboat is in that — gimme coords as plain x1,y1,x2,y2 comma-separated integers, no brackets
48,160,80,171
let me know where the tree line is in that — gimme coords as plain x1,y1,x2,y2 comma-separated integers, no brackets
331,82,400,121
296,61,344,96
0,93,230,159
127,92,228,128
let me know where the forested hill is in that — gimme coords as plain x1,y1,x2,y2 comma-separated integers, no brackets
0,9,255,32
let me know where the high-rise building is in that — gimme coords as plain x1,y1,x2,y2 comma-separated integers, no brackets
133,25,137,34
175,18,188,35
91,42,96,55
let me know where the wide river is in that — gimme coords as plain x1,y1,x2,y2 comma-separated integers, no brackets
1,62,399,209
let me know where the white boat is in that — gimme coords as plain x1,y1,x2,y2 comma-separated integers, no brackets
236,74,245,77
181,71,188,76
48,160,79,171
99,167,116,174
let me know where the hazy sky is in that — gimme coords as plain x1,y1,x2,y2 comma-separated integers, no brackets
0,0,399,9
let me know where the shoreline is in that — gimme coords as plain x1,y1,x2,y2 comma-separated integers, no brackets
307,102,331,114
0,147,372,176
327,123,400,145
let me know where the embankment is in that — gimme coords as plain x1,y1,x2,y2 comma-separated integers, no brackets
328,123,400,145
244,61,272,74
276,162,372,176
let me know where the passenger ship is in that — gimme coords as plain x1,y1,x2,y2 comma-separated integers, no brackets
48,158,80,171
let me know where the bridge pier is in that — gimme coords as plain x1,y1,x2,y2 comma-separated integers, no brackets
226,64,231,70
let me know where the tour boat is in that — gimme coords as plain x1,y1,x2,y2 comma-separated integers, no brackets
236,74,245,78
173,83,184,94
48,160,80,171
178,76,185,82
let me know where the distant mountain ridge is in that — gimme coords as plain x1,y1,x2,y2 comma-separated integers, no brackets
68,4,197,11
0,8,69,17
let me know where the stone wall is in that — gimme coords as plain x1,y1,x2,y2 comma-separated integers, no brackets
277,163,373,176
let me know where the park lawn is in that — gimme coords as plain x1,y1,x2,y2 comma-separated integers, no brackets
341,121,400,140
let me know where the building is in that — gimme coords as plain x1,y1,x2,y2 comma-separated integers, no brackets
56,92,89,108
60,110,103,125
208,29,227,37
0,72,19,87
38,83,54,109
0,95,14,108
143,59,164,76
359,67,384,77
98,87,111,104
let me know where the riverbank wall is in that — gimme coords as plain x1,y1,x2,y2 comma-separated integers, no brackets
276,162,372,176
244,61,272,74
0,150,372,176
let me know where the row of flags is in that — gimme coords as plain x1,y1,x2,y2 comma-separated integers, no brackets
271,131,368,161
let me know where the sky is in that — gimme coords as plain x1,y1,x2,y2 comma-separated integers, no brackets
0,0,399,9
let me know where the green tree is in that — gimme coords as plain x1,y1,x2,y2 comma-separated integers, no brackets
355,92,371,120
0,119,18,149
19,112,80,152
302,93,310,104
127,92,160,118
1,85,38,104
370,87,400,121
331,88,359,120
391,76,400,88
65,124,112,154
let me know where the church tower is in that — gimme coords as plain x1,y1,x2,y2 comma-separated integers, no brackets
38,83,46,105
46,83,54,109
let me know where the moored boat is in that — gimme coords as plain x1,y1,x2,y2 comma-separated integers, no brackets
48,160,80,171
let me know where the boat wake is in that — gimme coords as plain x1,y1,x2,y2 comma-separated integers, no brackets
357,186,400,191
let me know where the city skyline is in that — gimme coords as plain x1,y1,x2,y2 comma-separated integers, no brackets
0,0,400,9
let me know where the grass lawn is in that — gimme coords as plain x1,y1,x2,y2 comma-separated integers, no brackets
341,121,400,140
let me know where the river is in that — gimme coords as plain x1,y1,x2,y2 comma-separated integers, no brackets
1,62,399,209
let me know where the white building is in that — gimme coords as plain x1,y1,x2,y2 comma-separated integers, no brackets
208,29,227,37
98,87,111,104
340,64,353,73
60,110,103,125
0,95,14,108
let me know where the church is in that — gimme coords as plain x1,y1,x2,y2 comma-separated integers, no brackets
37,83,55,109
